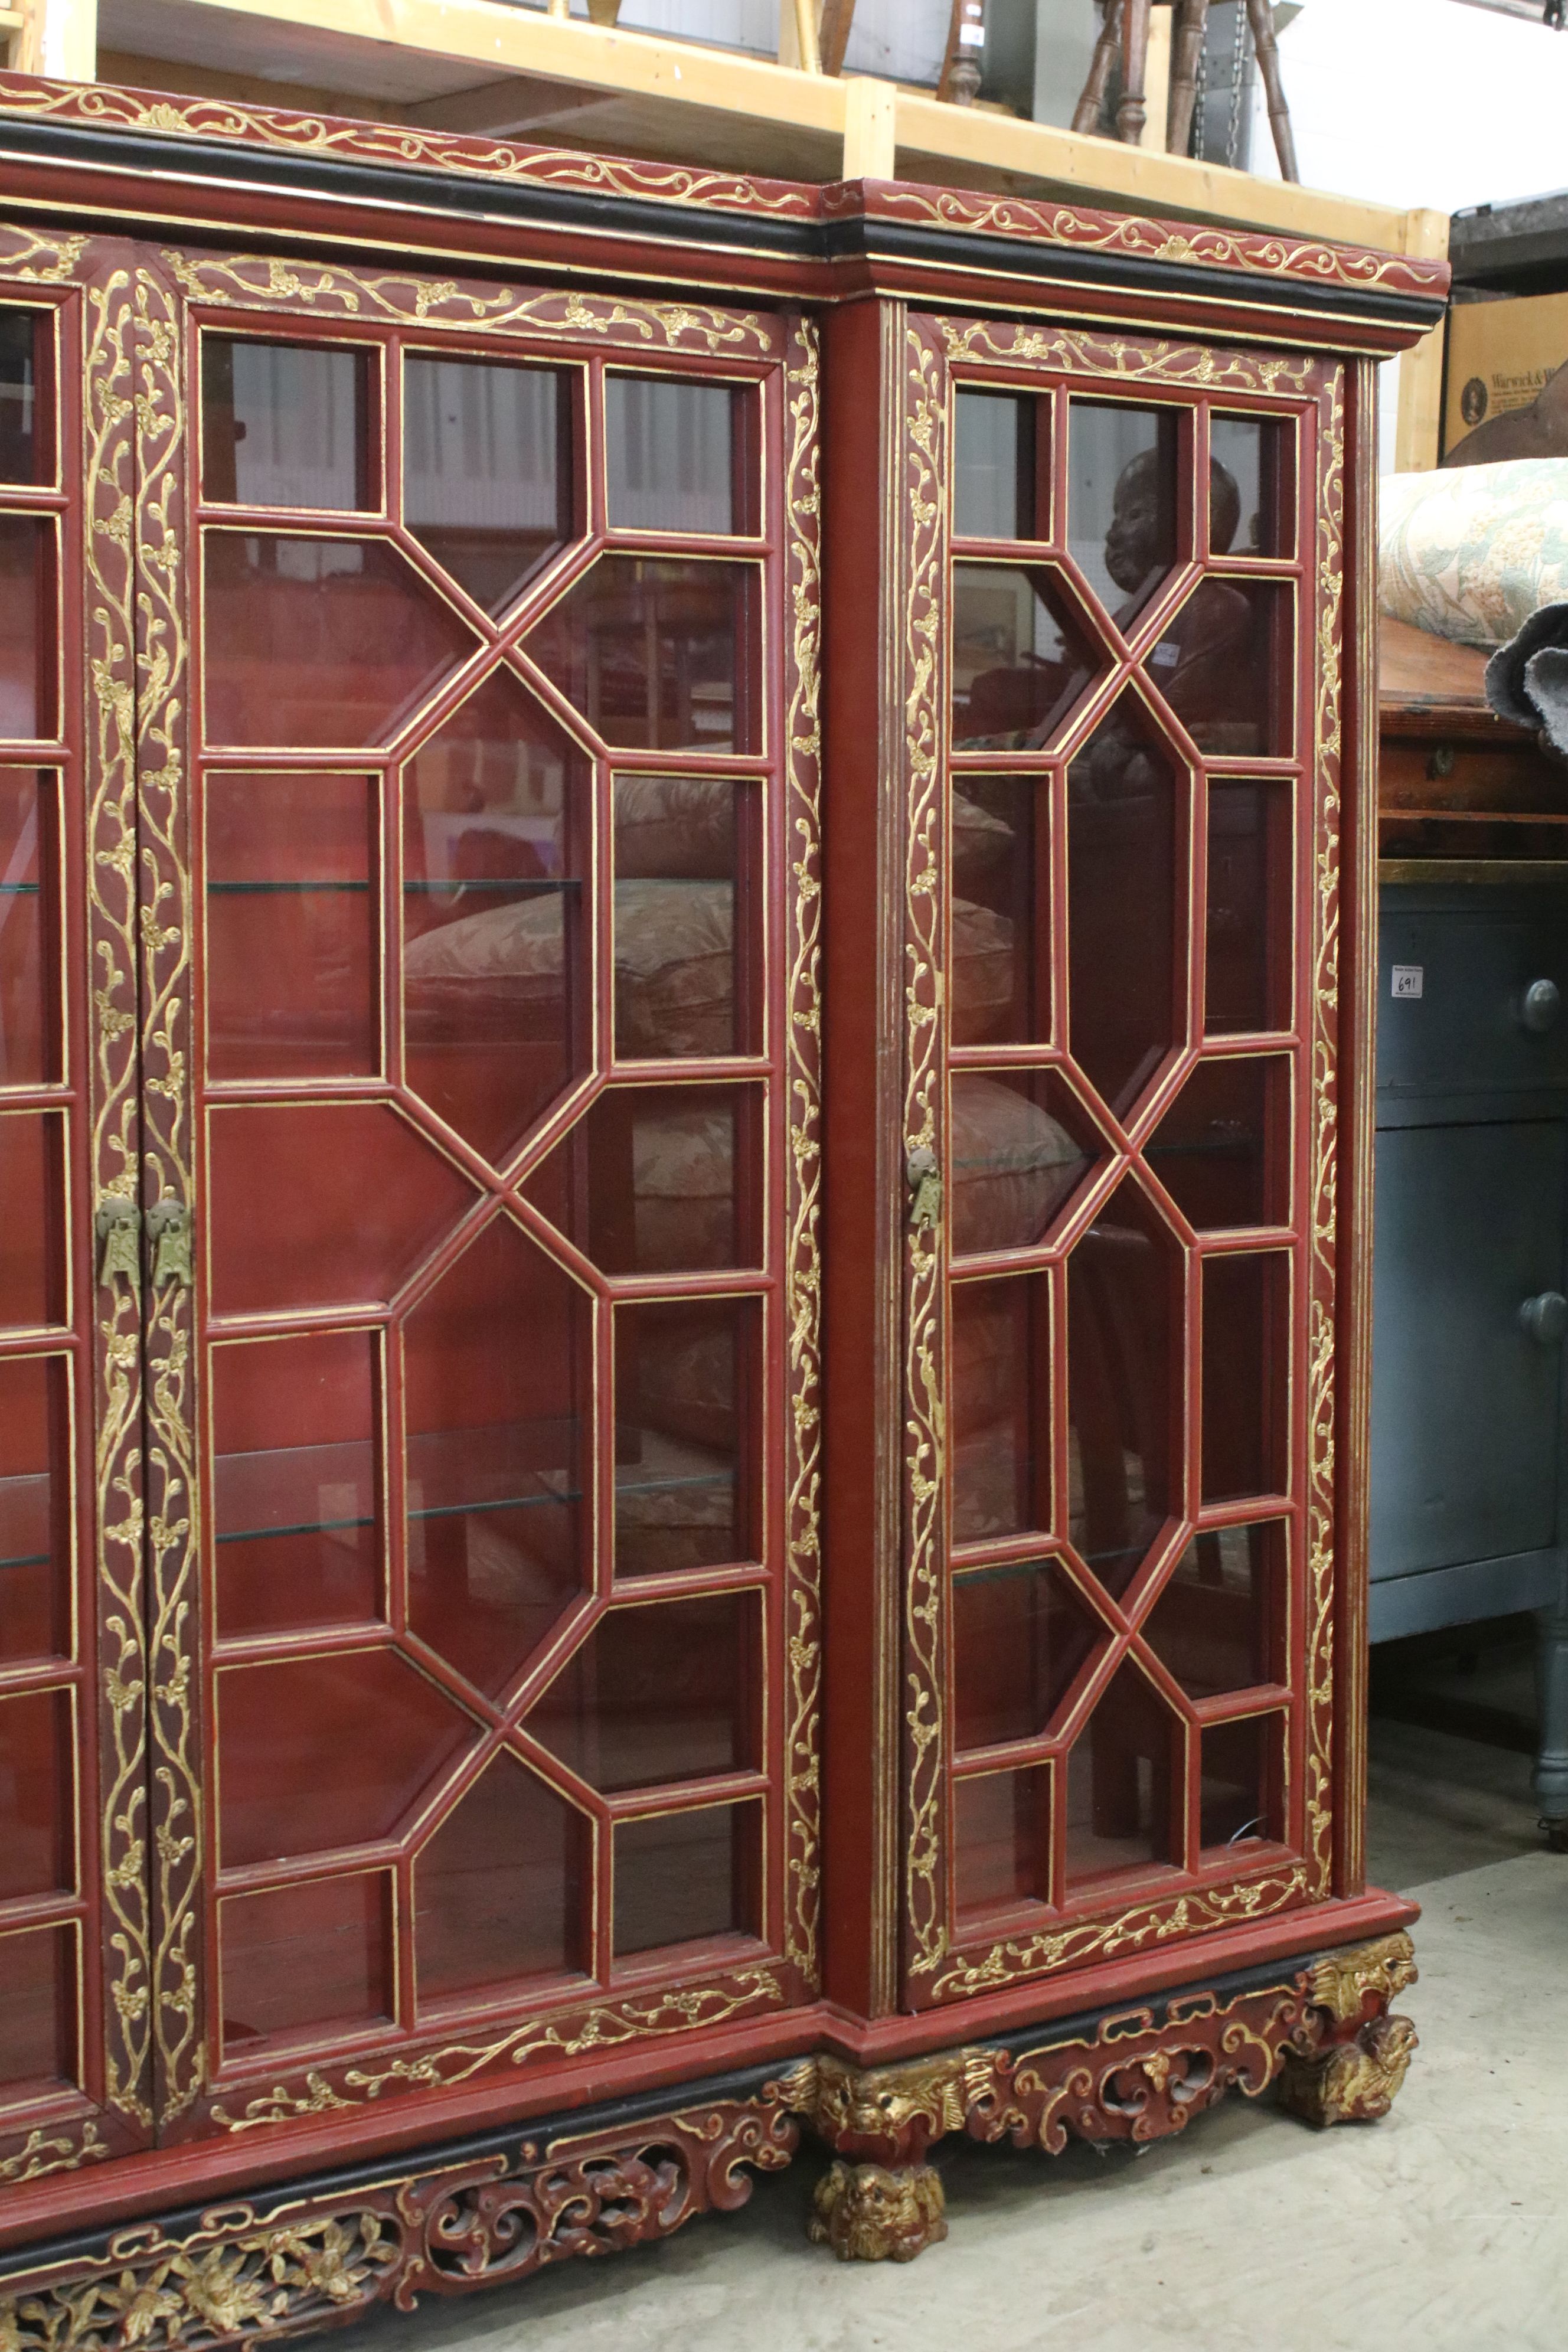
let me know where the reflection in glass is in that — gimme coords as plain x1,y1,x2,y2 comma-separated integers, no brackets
523,1083,760,1274
0,1355,67,1667
1067,695,1180,1115
950,1072,1099,1257
1201,1252,1289,1502
0,1687,71,1899
1065,1661,1178,1892
205,772,378,1080
0,771,51,1085
0,312,42,485
405,356,568,615
1210,414,1293,557
606,374,735,534
202,534,477,749
1200,1711,1282,1852
206,1101,476,1317
1066,1184,1177,1597
201,339,367,511
613,773,751,1061
0,517,45,740
211,1329,380,1638
950,1274,1050,1547
1067,400,1178,618
0,1110,64,1329
1146,1056,1289,1230
530,1592,759,1791
414,1754,588,2003
0,1922,71,2092
528,556,754,753
218,1874,391,2052
404,1217,591,1698
950,777,1046,1046
1206,780,1293,1034
953,1765,1050,1916
951,564,1099,750
1143,1521,1284,1697
217,1649,475,1868
614,1298,754,1578
1154,577,1291,756
953,390,1037,542
613,1798,760,1958
403,669,590,1162
953,1558,1098,1751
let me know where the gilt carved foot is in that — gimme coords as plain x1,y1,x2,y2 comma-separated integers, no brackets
808,2159,948,2262
1278,2012,1419,2125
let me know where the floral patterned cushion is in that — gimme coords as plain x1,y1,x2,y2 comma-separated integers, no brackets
1379,458,1568,647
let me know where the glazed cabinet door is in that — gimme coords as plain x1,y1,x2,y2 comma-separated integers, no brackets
0,240,162,2177
136,253,822,2138
899,313,1346,2007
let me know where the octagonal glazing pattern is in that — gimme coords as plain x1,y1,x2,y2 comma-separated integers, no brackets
951,563,1106,752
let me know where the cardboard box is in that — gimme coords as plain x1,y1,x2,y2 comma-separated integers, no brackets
1444,291,1568,456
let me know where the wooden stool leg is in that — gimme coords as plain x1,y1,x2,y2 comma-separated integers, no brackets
1116,0,1152,142
1244,0,1299,181
1072,0,1125,136
1166,0,1208,155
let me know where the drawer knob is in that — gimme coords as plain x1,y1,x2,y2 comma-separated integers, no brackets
1520,1291,1568,1345
1521,978,1562,1034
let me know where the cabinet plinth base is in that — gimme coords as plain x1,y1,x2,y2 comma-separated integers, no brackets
0,1933,1419,2330
808,2160,948,2262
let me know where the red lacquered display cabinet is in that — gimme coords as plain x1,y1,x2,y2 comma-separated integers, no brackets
0,70,1444,2332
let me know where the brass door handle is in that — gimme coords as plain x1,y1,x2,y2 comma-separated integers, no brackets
146,1198,193,1290
95,1197,142,1297
906,1145,943,1233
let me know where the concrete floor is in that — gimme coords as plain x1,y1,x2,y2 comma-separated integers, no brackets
352,1694,1568,2352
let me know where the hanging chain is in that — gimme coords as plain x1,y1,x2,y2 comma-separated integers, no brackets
1193,17,1208,158
1225,0,1248,168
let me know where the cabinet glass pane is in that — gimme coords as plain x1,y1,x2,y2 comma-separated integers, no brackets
523,1082,762,1274
527,557,756,753
953,390,1037,543
612,1798,760,1957
1206,780,1293,1035
952,1558,1097,1752
1199,1711,1284,1854
1201,1252,1289,1502
1210,414,1293,558
0,770,52,1086
606,374,735,535
414,1752,588,2004
218,1873,392,2054
402,669,590,1163
950,1072,1102,1257
1157,578,1291,757
0,1354,68,1666
404,1217,592,1700
1067,400,1178,622
613,772,753,1060
1067,695,1181,1118
950,1274,1051,1546
952,564,1100,751
953,1765,1050,1915
614,1298,755,1577
1066,1185,1178,1598
202,339,368,511
203,535,476,749
0,1109,64,1328
405,355,568,615
1142,1521,1285,1697
1146,1055,1291,1231
0,312,43,486
531,1591,759,1791
205,771,378,1080
1065,1660,1180,1892
211,1329,380,1638
0,1687,71,1899
0,1923,72,2092
950,777,1049,1046
0,517,45,740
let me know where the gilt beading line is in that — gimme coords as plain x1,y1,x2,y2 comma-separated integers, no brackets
81,246,153,2135
0,72,1448,306
900,320,949,1983
781,315,825,1986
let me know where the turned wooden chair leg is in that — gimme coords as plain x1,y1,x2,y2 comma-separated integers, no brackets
1072,0,1125,135
1165,0,1208,156
1116,0,1152,142
1244,0,1299,181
